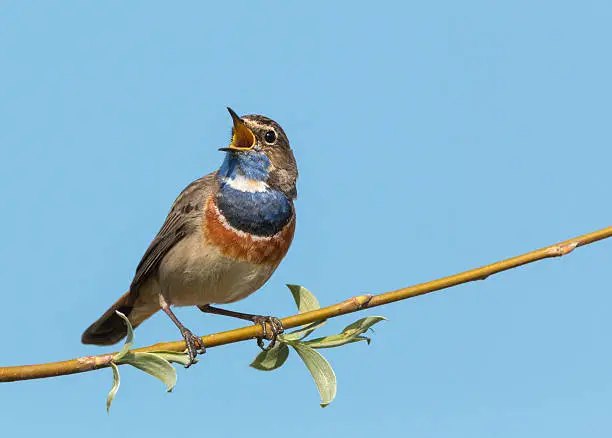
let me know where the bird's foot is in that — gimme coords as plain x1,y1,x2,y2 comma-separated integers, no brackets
181,328,205,368
252,316,284,351
196,304,284,351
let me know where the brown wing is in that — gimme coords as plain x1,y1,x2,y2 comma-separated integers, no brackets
129,172,218,294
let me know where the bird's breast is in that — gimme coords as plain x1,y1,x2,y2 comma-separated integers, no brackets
202,193,295,265
216,184,293,236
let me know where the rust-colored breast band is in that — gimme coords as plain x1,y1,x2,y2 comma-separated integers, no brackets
202,195,295,265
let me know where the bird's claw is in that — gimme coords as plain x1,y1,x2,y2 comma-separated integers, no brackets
181,328,205,367
252,316,284,351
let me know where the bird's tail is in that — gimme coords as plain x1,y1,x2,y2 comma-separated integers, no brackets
81,291,157,346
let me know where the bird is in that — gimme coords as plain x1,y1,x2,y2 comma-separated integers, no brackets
82,108,298,366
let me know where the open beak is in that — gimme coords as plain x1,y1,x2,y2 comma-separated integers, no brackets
219,107,256,152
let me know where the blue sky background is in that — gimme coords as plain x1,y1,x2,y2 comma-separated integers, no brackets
1,1,611,436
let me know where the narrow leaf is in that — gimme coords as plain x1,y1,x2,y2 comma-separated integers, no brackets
290,343,337,407
285,285,326,339
118,352,177,392
342,316,387,337
113,311,134,361
305,335,371,349
150,351,193,367
106,362,120,413
286,284,321,313
280,320,326,342
250,343,290,371
304,316,386,349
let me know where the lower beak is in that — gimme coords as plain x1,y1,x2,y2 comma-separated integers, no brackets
219,107,256,152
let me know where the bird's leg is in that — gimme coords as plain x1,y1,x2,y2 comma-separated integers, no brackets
159,296,205,367
198,304,284,351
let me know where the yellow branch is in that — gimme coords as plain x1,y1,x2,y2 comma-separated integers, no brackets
1,226,611,383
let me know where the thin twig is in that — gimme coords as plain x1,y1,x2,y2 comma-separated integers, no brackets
1,226,610,383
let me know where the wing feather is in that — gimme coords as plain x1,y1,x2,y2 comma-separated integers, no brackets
129,172,218,294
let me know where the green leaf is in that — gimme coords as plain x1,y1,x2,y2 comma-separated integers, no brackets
117,352,177,392
304,316,386,349
250,343,290,371
286,284,321,313
342,316,387,336
304,334,371,349
113,311,134,362
280,320,326,342
106,362,120,413
284,284,326,340
290,343,337,407
149,351,193,367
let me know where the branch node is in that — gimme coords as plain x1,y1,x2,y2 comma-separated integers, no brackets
353,294,373,309
77,354,114,371
549,241,579,257
336,294,372,313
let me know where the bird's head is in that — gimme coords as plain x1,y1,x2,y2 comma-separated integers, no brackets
218,107,298,199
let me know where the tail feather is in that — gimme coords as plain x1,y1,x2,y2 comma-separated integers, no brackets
82,291,155,346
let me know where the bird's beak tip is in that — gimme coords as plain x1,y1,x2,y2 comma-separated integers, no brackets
224,107,256,151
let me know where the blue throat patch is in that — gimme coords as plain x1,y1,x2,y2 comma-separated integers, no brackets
217,152,293,237
218,151,270,181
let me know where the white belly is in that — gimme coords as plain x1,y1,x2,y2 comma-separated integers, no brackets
156,232,278,307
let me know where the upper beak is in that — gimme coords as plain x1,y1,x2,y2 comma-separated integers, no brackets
219,107,256,152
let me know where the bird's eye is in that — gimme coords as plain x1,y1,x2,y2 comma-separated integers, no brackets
264,130,276,144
